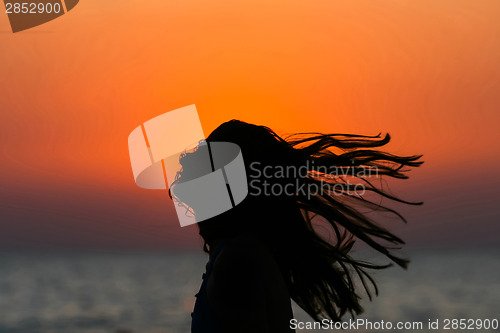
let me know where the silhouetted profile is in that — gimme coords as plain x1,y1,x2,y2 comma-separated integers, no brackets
170,120,423,333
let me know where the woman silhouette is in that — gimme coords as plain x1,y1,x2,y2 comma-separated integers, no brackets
170,120,422,333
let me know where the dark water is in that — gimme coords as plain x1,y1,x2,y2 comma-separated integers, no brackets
0,248,498,333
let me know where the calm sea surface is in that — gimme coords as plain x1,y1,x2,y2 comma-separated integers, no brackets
0,248,499,333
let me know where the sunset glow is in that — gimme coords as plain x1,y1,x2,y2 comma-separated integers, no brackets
1,0,499,249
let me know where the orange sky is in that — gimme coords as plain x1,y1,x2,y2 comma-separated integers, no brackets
1,0,499,250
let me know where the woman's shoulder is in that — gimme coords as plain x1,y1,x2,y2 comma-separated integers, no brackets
214,234,275,271
207,235,294,332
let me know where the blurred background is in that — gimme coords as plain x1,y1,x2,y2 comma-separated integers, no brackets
1,0,499,332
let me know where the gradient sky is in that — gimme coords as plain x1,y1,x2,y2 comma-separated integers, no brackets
1,0,499,251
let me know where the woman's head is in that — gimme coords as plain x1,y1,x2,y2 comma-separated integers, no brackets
170,119,423,321
170,120,302,242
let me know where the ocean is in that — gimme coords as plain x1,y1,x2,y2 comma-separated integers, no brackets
0,248,499,333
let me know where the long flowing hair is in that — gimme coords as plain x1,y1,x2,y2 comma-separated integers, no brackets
170,120,423,322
